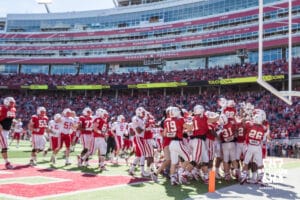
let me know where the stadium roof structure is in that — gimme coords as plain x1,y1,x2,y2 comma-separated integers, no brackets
36,0,52,13
116,0,166,7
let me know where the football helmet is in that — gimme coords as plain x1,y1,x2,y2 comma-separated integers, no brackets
253,109,266,121
37,106,46,116
182,109,190,118
117,115,125,122
227,100,236,107
82,107,92,116
54,113,62,121
193,105,205,116
62,108,72,117
166,106,174,117
205,111,219,118
217,97,227,108
96,108,109,119
218,114,228,126
253,114,264,125
135,107,145,117
4,97,15,108
169,107,181,118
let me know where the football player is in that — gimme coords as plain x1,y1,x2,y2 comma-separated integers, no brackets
28,106,49,166
0,97,16,169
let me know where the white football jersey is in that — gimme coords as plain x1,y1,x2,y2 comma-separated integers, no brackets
131,115,145,137
59,117,75,135
48,120,61,137
112,121,128,137
14,121,23,132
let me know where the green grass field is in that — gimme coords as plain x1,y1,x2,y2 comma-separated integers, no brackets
1,140,300,200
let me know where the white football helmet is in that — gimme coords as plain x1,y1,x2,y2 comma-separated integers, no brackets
96,108,109,119
193,105,205,116
244,102,254,112
205,111,219,118
135,107,145,117
253,109,266,121
4,97,15,107
117,115,125,122
62,108,72,117
54,113,62,121
253,114,264,125
37,106,46,115
169,107,181,118
218,114,228,126
82,107,92,116
227,100,236,107
218,97,227,108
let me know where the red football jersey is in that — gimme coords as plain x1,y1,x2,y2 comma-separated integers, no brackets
162,118,172,147
79,115,93,134
219,123,235,142
192,115,209,136
0,105,16,130
93,117,109,138
144,118,154,139
164,117,184,139
235,121,246,143
206,122,217,140
245,124,266,146
31,115,48,135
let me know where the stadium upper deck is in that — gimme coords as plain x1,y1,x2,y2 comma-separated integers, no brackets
116,0,166,7
0,0,299,75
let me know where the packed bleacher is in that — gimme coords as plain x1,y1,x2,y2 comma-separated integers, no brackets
0,58,300,86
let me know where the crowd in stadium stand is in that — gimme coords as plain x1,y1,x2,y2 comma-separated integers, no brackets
268,141,300,158
0,58,300,86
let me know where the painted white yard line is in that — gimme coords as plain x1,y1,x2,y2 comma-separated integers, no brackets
0,176,71,185
0,193,32,200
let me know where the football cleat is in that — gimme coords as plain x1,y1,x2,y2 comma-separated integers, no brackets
29,159,36,166
77,155,82,167
129,171,135,176
151,172,159,183
216,172,223,180
50,156,56,164
191,169,200,181
99,165,108,171
5,162,13,169
125,157,129,166
141,171,150,177
65,162,72,166
240,175,248,185
171,177,179,186
178,174,190,185
204,178,209,185
225,173,231,181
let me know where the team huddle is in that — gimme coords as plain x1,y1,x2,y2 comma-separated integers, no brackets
0,96,271,186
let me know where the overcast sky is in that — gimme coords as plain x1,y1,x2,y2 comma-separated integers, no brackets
0,0,115,17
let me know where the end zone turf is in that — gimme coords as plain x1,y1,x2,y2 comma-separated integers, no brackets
0,164,148,199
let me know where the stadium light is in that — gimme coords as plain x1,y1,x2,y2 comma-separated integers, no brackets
36,0,52,13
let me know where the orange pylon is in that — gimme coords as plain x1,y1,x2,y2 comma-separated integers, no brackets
208,170,216,192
